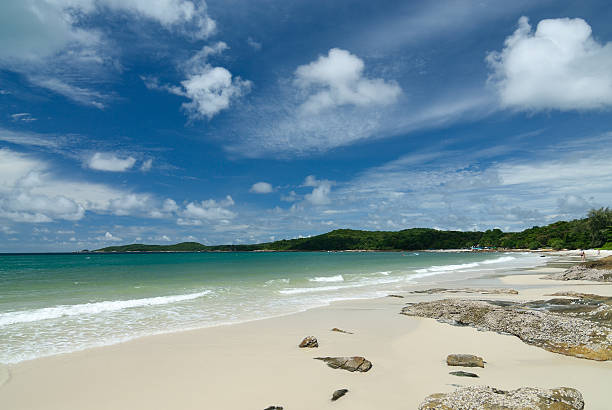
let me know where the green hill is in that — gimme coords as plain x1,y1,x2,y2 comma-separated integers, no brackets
95,208,611,253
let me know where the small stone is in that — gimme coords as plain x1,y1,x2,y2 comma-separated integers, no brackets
446,354,485,368
315,356,373,372
387,294,404,298
264,407,283,410
331,327,353,334
331,389,349,401
299,336,318,348
449,371,479,378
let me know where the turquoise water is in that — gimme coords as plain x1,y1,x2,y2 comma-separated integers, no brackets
0,251,542,363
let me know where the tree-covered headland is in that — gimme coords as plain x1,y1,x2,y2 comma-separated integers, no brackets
96,208,612,252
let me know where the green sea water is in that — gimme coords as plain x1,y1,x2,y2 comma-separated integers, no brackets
0,251,542,363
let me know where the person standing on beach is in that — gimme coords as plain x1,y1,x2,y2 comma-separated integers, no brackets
580,250,586,262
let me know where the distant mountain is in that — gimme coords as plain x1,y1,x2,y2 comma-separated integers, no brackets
95,209,611,252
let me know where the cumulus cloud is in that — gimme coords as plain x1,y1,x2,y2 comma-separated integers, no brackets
147,42,251,120
487,16,612,111
294,48,401,114
250,182,273,194
0,148,179,223
87,152,136,172
103,231,122,241
303,175,333,206
178,195,236,225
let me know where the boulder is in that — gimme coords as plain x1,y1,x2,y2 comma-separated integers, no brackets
401,298,612,361
299,336,318,348
545,257,612,282
419,386,584,409
314,356,372,372
331,389,349,401
446,354,484,368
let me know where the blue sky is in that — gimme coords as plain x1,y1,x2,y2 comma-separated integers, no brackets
1,0,612,251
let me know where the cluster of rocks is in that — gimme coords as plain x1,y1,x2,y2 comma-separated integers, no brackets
401,298,612,361
545,256,612,282
411,288,519,295
419,386,585,409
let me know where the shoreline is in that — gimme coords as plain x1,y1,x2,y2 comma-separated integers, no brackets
1,252,611,409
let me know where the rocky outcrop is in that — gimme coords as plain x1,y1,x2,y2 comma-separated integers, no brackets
412,288,518,295
314,356,372,372
449,371,479,378
299,336,318,348
446,354,484,367
546,256,612,282
331,327,353,334
331,389,349,401
419,386,584,409
401,299,612,361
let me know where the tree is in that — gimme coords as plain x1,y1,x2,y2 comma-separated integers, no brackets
587,207,612,247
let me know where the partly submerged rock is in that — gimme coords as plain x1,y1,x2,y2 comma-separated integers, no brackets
419,386,584,409
264,406,283,410
299,336,318,348
314,356,372,372
387,294,405,298
449,370,479,378
331,389,349,401
412,288,518,295
446,354,484,368
401,298,612,361
545,257,612,282
331,327,353,334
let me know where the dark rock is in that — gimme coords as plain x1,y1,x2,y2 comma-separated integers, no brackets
401,298,612,361
419,386,584,409
387,294,405,298
314,356,372,372
331,327,353,334
446,354,484,368
299,336,318,348
449,371,479,378
331,389,349,401
264,406,283,410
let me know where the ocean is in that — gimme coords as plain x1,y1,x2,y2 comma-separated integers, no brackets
0,251,544,363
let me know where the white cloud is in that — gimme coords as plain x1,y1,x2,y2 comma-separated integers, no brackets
303,175,333,206
148,42,251,120
247,37,262,51
29,77,107,109
294,48,401,114
487,16,612,111
179,195,236,224
87,152,136,172
103,231,122,241
250,182,273,194
140,159,153,172
10,113,36,122
0,148,178,223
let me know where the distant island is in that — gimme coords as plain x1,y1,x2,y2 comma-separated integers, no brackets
96,208,611,253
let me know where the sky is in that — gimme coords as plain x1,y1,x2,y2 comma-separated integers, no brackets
1,0,612,252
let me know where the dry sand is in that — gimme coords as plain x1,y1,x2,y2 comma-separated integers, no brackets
1,257,611,409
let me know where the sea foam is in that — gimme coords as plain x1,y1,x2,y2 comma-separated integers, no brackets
308,274,344,282
0,290,212,327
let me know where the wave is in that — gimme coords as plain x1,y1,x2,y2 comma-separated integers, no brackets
0,290,212,327
376,271,390,276
414,255,517,275
481,256,516,264
264,278,290,285
308,274,344,283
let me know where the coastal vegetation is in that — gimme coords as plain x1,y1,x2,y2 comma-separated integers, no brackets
96,208,612,252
